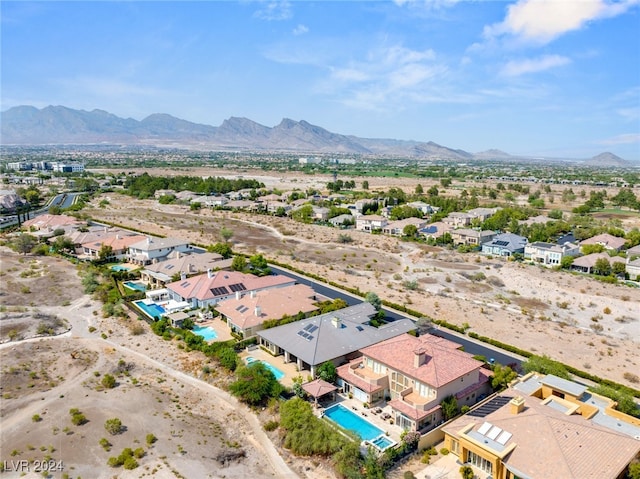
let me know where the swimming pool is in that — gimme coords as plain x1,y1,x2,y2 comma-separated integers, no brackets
323,404,384,441
123,281,146,292
370,435,395,450
134,300,166,319
111,265,131,272
245,357,285,381
192,325,218,341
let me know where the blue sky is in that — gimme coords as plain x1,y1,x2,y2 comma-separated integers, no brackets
2,1,639,160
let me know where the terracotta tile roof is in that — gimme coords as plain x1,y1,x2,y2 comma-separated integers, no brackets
443,390,640,479
166,270,296,302
81,234,147,253
389,399,440,421
22,214,81,230
360,333,482,388
337,359,385,394
216,284,318,329
580,233,626,250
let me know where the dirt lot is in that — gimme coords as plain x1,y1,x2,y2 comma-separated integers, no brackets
0,248,303,479
85,168,640,389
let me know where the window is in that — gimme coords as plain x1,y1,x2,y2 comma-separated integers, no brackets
467,451,492,474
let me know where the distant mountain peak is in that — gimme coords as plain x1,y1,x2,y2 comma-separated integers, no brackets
584,152,630,166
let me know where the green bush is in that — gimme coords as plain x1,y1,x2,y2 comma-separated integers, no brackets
146,433,157,446
104,418,123,435
440,447,449,455
264,420,279,432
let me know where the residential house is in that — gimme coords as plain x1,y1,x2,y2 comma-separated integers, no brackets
175,191,200,202
22,214,82,231
337,333,491,432
154,189,177,199
355,215,388,233
570,253,626,274
225,200,258,211
216,284,320,339
519,214,554,226
199,195,228,208
451,229,496,247
165,270,296,309
625,258,640,280
328,214,354,227
580,233,626,252
80,234,147,261
257,303,415,377
128,236,194,266
266,201,292,215
443,212,474,227
407,201,437,216
419,222,452,241
139,252,232,288
312,206,330,221
481,233,528,257
626,244,640,259
467,207,501,222
524,241,580,267
382,218,428,236
442,373,640,479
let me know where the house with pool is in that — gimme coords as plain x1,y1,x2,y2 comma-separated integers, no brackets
215,283,320,339
80,233,147,261
441,373,640,479
257,303,415,377
139,251,232,288
337,333,492,432
164,269,296,309
127,236,195,266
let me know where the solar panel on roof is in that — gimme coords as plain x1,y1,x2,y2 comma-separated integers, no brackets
496,431,512,445
235,305,244,311
306,335,313,341
303,324,314,332
229,283,247,292
297,331,306,337
494,240,509,246
165,264,174,270
486,426,502,440
308,325,318,333
477,422,492,435
467,396,511,418
210,286,229,296
239,306,248,313
180,281,189,287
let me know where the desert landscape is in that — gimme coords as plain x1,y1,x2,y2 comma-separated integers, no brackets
2,167,639,479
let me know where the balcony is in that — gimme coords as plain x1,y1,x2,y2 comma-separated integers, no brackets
400,387,437,410
348,362,388,387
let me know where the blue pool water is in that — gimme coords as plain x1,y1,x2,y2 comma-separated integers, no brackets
371,435,394,450
111,265,131,271
134,300,166,319
324,404,384,440
192,325,218,341
124,281,146,292
246,357,285,381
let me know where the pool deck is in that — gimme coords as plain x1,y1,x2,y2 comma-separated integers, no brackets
196,319,234,343
237,347,302,388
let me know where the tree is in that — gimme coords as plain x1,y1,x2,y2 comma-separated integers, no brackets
98,244,114,262
13,234,38,255
220,227,234,243
415,184,424,194
440,178,452,188
629,462,640,479
316,361,337,383
101,374,117,389
229,363,283,406
364,291,381,311
207,242,233,258
362,180,369,190
459,465,474,479
104,418,124,435
612,261,626,276
522,354,569,379
593,257,611,276
249,253,270,276
560,255,575,269
441,395,459,420
491,364,518,390
415,317,434,336
403,224,418,237
231,255,247,272
427,185,439,196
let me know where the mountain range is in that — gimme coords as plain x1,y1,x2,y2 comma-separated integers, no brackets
0,105,632,164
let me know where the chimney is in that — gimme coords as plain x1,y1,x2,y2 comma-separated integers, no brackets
207,269,213,279
250,290,256,298
176,251,181,259
413,348,426,368
254,306,262,317
147,236,151,245
116,234,120,240
331,317,342,329
236,291,241,300
510,396,525,415
180,272,186,281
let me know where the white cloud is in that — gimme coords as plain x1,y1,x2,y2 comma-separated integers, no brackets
253,1,292,21
484,0,639,45
293,24,308,36
500,54,571,76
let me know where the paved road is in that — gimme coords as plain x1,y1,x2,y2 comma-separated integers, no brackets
270,265,524,370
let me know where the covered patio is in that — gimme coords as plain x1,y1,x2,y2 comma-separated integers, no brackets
302,379,337,407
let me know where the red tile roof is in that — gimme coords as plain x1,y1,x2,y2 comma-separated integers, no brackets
389,400,440,421
360,333,482,388
302,379,337,398
337,360,385,394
